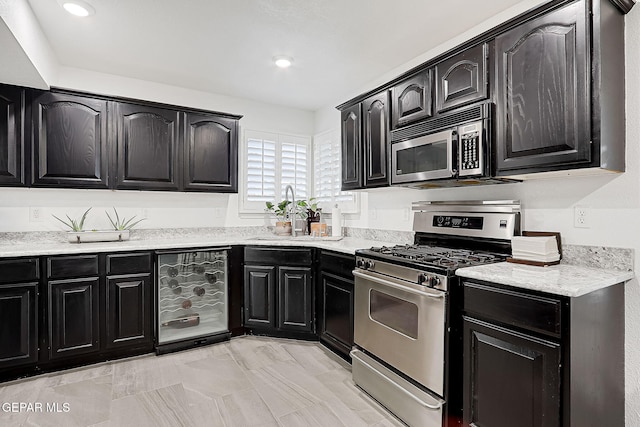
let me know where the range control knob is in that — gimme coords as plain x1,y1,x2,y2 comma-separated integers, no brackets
418,273,428,285
427,276,441,288
356,259,365,269
365,260,375,270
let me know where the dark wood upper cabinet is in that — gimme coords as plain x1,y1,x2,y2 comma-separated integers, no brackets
340,104,362,190
494,0,591,173
183,112,237,192
114,102,181,190
362,91,390,188
435,43,488,113
0,84,27,187
31,91,109,189
391,69,433,129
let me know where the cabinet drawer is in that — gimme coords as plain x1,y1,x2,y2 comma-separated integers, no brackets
320,251,355,279
463,281,561,337
47,255,99,279
106,252,151,275
0,258,39,284
244,247,313,266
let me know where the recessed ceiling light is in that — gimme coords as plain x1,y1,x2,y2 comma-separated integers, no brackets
273,56,293,68
58,0,95,17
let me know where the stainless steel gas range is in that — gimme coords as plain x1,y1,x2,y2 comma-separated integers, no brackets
351,200,521,427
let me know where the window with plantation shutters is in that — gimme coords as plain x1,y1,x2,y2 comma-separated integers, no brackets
280,135,308,201
312,129,358,213
240,130,311,213
246,135,276,202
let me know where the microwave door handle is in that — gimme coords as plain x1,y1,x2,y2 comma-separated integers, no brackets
451,130,458,177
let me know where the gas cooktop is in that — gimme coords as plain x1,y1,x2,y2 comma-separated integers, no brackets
358,244,506,273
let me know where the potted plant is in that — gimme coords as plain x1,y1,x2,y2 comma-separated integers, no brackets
265,200,292,235
52,207,92,234
296,198,319,235
52,207,145,243
106,207,145,231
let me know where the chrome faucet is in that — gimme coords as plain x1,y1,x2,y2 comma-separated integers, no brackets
284,184,296,237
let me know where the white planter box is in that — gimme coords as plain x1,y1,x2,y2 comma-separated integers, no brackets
67,230,130,244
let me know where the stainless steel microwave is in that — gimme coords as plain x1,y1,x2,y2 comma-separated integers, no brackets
391,103,491,185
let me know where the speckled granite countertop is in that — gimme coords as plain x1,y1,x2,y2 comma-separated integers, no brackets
0,234,390,258
456,262,634,297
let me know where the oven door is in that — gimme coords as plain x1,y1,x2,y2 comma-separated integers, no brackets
353,269,446,396
391,128,456,184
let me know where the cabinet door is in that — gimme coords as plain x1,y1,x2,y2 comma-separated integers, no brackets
362,91,389,188
0,283,38,368
243,265,276,328
278,266,313,333
48,278,100,360
463,316,561,427
114,102,181,190
184,113,237,192
106,274,151,350
319,272,353,358
0,85,26,186
495,0,590,174
32,91,109,188
391,69,433,129
341,104,362,190
435,43,488,112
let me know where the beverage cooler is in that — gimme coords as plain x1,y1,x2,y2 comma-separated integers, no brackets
155,248,230,354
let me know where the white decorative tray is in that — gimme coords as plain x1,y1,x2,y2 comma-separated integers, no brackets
67,230,130,244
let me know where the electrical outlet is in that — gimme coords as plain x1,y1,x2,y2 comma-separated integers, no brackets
213,208,224,218
368,208,377,220
574,207,590,228
30,207,44,222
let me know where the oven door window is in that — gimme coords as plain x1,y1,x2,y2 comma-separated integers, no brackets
369,289,418,339
392,129,454,182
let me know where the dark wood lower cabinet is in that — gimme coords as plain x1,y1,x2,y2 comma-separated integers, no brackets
463,316,561,427
48,278,100,360
243,247,314,338
0,283,38,368
317,250,355,360
319,272,353,358
278,267,312,332
243,265,276,328
461,279,624,427
106,274,152,349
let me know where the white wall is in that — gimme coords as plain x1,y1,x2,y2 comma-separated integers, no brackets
0,0,57,87
316,1,640,423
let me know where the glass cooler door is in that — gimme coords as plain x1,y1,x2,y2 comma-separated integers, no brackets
157,249,228,344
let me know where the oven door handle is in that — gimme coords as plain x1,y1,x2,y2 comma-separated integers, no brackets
352,351,443,411
353,270,445,299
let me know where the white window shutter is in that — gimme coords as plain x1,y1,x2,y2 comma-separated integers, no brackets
312,129,357,213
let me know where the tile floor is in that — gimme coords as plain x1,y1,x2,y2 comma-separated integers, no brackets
0,336,404,426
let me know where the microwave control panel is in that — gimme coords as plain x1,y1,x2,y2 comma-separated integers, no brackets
458,120,484,176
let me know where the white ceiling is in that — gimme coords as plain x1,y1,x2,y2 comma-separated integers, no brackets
26,0,525,111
